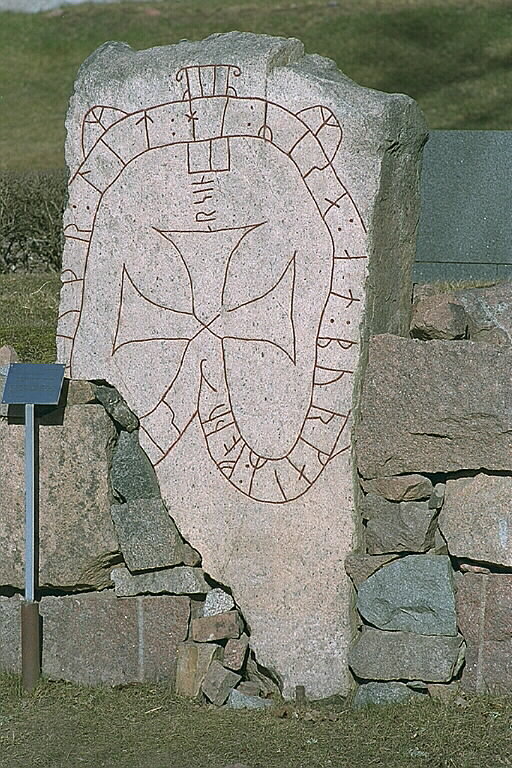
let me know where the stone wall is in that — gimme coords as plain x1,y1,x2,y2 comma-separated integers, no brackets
1,285,511,704
0,374,277,708
351,282,512,704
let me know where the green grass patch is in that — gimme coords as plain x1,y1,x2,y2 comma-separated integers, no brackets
0,674,511,768
0,0,511,170
0,273,60,361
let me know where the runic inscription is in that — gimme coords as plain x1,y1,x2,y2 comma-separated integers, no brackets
57,63,367,503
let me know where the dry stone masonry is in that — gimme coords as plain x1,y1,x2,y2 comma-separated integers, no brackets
0,375,279,705
55,32,426,697
351,281,512,704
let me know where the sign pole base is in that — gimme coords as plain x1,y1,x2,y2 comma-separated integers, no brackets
21,601,40,692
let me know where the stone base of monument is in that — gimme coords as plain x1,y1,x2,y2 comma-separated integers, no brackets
0,377,279,706
350,281,512,701
1,280,512,700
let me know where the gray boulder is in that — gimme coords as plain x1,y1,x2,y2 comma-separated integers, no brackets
110,430,160,501
348,628,465,682
111,499,200,572
225,689,271,710
353,681,425,708
356,555,457,635
94,383,139,431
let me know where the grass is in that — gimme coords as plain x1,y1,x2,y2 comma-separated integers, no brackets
0,273,60,361
0,0,511,170
0,674,511,768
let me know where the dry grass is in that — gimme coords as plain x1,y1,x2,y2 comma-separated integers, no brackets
0,674,511,768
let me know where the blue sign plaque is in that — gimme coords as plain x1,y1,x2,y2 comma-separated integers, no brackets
1,361,66,679
1,363,65,405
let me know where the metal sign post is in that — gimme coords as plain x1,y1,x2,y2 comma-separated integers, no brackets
1,363,65,692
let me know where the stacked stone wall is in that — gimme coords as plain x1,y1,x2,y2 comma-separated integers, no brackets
350,282,512,705
0,374,277,708
1,283,510,705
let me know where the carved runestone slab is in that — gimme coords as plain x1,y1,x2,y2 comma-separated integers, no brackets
56,33,426,697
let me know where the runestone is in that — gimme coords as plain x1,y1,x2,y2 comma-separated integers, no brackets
57,33,426,697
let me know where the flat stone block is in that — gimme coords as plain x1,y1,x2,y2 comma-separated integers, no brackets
361,474,433,502
356,555,457,636
57,32,426,697
356,335,512,478
191,611,243,643
0,405,118,590
40,592,190,685
455,572,512,692
344,553,399,588
111,499,200,572
223,634,249,671
176,642,223,698
245,655,281,698
65,379,96,405
439,474,512,567
348,628,465,683
365,497,438,555
0,595,21,673
203,588,235,617
201,660,241,706
112,565,208,597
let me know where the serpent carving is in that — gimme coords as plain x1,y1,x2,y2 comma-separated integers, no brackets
57,63,367,503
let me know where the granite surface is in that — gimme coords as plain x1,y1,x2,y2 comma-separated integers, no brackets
56,33,426,697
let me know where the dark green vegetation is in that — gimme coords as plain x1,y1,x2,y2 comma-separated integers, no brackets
0,171,66,273
0,273,60,361
0,674,511,768
0,0,511,170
